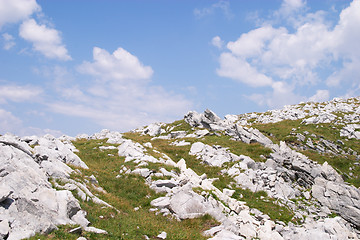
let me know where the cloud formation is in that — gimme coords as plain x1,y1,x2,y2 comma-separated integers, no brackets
211,36,224,49
0,0,40,28
48,47,192,131
19,19,71,61
78,47,153,81
2,33,15,50
216,0,360,108
0,84,42,104
194,1,233,19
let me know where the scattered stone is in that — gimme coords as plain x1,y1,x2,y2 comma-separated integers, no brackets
69,226,82,234
84,226,108,234
157,231,167,239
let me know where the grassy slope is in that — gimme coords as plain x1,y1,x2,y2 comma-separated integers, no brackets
30,139,218,240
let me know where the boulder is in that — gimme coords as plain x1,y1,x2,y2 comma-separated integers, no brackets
169,190,208,219
184,109,221,129
157,231,167,239
312,177,360,227
142,123,164,136
150,197,171,209
0,135,88,240
189,142,239,167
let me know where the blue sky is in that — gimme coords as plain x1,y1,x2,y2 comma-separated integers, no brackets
0,0,359,136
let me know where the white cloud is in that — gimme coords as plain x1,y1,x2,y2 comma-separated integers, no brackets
217,52,273,87
0,108,63,137
308,89,330,102
247,81,304,109
211,36,224,49
194,1,233,19
0,0,40,28
19,19,71,61
2,33,15,50
78,47,153,81
0,84,42,103
47,47,192,131
227,25,285,58
277,0,306,17
0,108,23,134
217,0,360,108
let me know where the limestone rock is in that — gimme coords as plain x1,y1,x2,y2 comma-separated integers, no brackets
184,109,221,129
157,231,167,239
0,220,9,240
312,177,360,227
0,184,13,203
142,123,165,136
189,142,240,167
169,190,208,219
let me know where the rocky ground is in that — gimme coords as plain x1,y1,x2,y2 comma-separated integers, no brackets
1,97,360,239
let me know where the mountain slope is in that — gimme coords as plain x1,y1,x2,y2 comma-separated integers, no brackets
2,97,360,239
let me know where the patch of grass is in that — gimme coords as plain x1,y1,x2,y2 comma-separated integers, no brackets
166,119,193,133
253,119,303,143
232,187,294,224
29,224,81,240
150,175,172,181
122,132,152,144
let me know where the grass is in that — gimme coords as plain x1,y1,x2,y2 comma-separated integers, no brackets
30,138,219,239
165,119,194,133
253,119,303,143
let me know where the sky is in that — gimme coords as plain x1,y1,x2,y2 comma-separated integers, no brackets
0,0,359,137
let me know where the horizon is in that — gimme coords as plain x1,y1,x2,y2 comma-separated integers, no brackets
1,0,359,137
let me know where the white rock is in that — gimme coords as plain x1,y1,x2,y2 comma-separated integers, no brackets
0,184,13,202
0,220,9,240
157,231,167,239
84,226,108,234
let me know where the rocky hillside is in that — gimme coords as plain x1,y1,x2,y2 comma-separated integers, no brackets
2,97,360,239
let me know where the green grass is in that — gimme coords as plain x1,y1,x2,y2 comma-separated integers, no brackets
29,224,82,240
165,119,194,133
253,119,303,143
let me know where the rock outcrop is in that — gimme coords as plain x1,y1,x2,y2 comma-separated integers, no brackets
0,133,109,240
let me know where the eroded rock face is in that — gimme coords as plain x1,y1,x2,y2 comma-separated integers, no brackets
312,177,360,228
189,142,240,167
184,109,222,129
0,134,90,240
169,190,209,219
